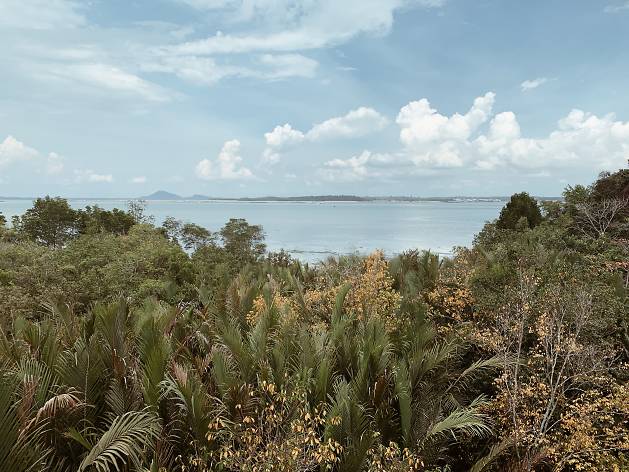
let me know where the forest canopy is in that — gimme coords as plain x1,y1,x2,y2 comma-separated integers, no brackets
0,169,627,471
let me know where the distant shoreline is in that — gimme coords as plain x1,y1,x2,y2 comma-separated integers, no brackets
0,194,562,203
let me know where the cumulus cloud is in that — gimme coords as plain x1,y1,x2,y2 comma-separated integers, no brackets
0,135,39,168
308,107,389,141
264,124,306,148
521,77,549,91
196,139,254,180
46,152,65,175
0,135,65,175
131,176,147,184
262,107,389,163
314,92,629,182
320,150,402,182
74,169,114,183
397,92,629,172
397,92,495,167
474,108,629,170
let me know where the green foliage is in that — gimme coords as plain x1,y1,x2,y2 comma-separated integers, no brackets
0,225,193,318
495,192,542,230
0,270,497,471
76,205,135,236
13,196,79,247
75,410,160,472
563,184,591,206
126,200,153,225
1,168,628,471
160,217,214,251
591,168,629,201
10,197,144,249
219,217,266,265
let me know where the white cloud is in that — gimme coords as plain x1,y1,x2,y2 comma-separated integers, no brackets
314,92,629,182
144,53,318,86
196,139,254,180
307,107,389,141
397,92,494,167
0,135,65,175
473,109,629,170
521,77,549,91
0,135,39,168
131,176,147,184
394,92,629,172
604,1,629,12
46,152,65,175
166,0,445,56
176,0,235,9
264,124,306,148
256,54,318,79
0,0,85,30
320,150,401,182
48,63,175,102
262,107,389,163
74,169,114,183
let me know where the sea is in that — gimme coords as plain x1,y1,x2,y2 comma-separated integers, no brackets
0,199,505,262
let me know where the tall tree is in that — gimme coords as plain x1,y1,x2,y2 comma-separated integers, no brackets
496,192,542,230
219,218,266,265
13,196,78,248
76,205,136,235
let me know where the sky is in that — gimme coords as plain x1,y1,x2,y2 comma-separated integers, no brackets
1,0,629,198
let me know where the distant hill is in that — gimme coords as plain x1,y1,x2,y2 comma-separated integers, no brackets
138,192,369,202
5,192,561,203
136,192,527,203
238,195,368,202
141,190,183,200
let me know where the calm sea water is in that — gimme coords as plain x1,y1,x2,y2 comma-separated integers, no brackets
0,199,504,262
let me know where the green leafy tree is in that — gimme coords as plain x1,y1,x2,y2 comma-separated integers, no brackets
591,169,629,201
160,218,214,251
180,222,214,251
0,212,6,228
127,199,154,224
13,196,79,247
219,218,266,265
160,216,182,242
563,184,591,207
496,192,542,230
0,225,194,318
76,205,136,235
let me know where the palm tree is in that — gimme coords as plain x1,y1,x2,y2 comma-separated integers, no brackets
0,267,498,471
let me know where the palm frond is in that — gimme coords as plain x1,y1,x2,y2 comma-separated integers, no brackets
470,437,514,472
78,410,160,472
425,404,491,443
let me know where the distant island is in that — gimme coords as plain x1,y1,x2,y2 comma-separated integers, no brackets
141,191,371,202
140,190,561,203
0,191,562,203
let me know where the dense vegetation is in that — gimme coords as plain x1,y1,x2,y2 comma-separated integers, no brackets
0,170,627,471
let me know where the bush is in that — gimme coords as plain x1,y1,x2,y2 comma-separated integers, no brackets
496,192,542,230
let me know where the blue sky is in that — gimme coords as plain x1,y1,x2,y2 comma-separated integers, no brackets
1,0,628,197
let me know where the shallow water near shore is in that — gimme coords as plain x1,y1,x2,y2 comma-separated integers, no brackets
0,199,504,262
